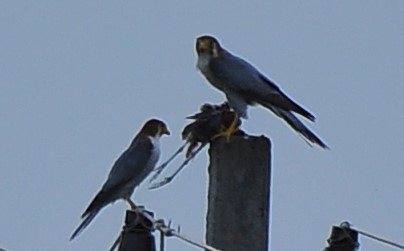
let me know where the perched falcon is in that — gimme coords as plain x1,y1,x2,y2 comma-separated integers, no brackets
70,119,170,240
195,35,328,149
149,103,245,189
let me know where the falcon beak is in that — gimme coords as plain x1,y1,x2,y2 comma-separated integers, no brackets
162,126,170,136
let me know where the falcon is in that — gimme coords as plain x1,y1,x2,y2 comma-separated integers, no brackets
70,119,170,240
196,35,328,149
149,103,245,189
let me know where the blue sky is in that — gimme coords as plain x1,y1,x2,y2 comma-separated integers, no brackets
1,1,403,250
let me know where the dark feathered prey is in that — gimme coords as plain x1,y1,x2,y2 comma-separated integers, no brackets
149,103,244,189
181,102,245,157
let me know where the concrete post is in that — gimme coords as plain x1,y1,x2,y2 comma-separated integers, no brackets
206,135,271,251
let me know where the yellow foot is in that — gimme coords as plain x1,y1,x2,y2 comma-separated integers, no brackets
211,114,239,142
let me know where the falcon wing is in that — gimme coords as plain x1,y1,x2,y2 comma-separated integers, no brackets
82,136,154,217
209,52,315,121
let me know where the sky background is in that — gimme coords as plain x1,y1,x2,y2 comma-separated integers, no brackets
1,1,404,250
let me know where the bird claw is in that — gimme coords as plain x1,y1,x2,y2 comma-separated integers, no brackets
149,177,173,190
211,114,239,142
148,164,167,183
211,130,233,142
152,163,168,173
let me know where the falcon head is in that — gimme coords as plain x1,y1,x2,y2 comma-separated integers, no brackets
140,119,170,138
196,35,223,57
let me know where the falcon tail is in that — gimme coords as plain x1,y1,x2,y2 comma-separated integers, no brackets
277,109,329,149
70,191,110,240
70,208,101,240
258,75,316,122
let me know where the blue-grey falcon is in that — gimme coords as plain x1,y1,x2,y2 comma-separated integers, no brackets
70,119,170,240
195,35,328,149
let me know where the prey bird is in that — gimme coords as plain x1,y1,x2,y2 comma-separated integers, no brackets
149,103,244,189
195,35,328,149
182,102,245,157
70,119,170,240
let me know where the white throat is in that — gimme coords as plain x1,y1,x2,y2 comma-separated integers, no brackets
148,135,161,159
196,53,211,73
148,135,161,148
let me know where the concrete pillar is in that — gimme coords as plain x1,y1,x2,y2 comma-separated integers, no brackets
206,135,271,251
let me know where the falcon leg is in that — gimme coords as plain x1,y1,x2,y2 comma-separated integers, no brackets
125,197,137,210
211,114,239,141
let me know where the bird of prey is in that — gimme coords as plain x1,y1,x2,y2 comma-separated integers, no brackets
149,103,245,189
70,119,170,240
195,35,328,149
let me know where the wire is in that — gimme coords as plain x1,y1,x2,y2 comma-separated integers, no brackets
135,207,222,251
109,207,222,251
340,221,404,250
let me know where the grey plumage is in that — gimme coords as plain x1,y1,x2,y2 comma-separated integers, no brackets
196,35,328,149
70,119,169,240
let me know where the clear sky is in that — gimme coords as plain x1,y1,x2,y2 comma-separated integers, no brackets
1,1,403,251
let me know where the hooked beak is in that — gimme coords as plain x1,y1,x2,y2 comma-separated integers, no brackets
162,126,170,136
